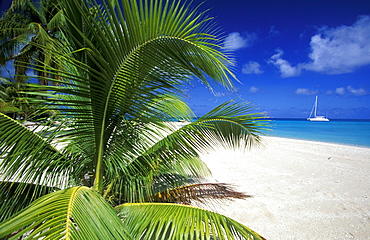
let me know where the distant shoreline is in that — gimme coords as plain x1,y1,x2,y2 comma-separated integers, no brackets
266,133,370,148
176,118,370,121
268,118,370,122
264,135,370,149
267,119,370,148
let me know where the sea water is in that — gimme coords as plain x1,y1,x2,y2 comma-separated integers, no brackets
268,119,370,148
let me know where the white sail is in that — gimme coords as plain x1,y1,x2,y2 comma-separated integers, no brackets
307,96,329,121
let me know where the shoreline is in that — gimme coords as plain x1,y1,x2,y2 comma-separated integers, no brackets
266,134,370,149
266,135,370,149
200,136,370,240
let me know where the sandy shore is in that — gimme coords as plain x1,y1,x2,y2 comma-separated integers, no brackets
200,137,370,240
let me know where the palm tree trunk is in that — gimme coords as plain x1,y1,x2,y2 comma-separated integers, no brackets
38,53,49,86
14,55,27,84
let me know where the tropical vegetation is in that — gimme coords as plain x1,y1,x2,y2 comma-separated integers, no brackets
0,0,269,239
0,0,66,85
0,75,54,121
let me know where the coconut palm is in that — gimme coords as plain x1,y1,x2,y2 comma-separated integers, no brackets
0,75,55,121
0,76,27,119
0,0,66,85
0,76,33,120
0,0,268,239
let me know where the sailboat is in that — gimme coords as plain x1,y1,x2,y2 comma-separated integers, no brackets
307,95,329,121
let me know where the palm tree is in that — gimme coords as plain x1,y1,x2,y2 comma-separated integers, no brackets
0,75,54,121
0,75,34,120
0,0,66,85
0,0,269,239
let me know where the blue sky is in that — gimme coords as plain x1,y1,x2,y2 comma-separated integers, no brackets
1,0,370,119
185,0,370,119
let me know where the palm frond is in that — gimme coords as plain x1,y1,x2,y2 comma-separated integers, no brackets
151,183,252,205
0,26,30,63
46,9,65,31
39,0,64,29
0,112,73,188
117,202,265,240
126,100,269,180
103,154,212,204
145,94,196,121
0,181,57,222
0,186,132,239
190,100,270,152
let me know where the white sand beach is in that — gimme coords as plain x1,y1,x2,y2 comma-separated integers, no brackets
200,137,370,240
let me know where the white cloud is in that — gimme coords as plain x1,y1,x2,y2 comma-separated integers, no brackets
295,88,318,95
269,15,370,77
242,61,263,74
303,15,370,74
249,86,259,93
347,86,368,96
335,87,346,95
268,49,301,78
347,86,368,95
334,86,368,96
223,32,257,51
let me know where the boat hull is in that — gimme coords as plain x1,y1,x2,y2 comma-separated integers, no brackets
307,117,329,122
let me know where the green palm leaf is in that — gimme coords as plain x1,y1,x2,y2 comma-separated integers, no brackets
117,203,265,240
129,99,269,179
0,186,132,239
0,182,56,222
0,113,73,188
0,0,66,86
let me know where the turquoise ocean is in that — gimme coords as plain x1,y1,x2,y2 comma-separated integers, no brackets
268,119,370,148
